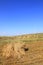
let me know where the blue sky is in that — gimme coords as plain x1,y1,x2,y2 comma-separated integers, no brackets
0,0,43,36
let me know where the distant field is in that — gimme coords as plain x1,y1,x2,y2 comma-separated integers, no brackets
0,33,43,65
0,33,43,45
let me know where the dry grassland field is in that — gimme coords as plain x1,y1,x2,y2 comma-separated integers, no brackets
0,33,43,65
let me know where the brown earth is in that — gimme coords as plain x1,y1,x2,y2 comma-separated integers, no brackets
0,41,43,65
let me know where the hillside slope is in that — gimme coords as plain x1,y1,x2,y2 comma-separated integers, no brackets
0,33,43,65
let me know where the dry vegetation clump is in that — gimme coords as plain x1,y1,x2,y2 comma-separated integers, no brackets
2,43,13,58
2,42,26,59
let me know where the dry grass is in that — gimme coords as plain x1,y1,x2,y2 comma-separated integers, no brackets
0,33,43,65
